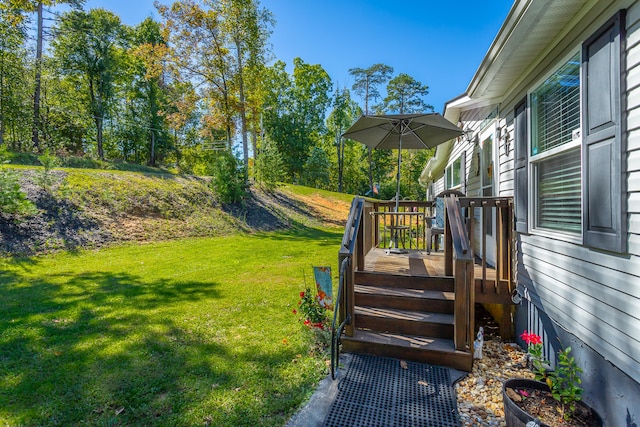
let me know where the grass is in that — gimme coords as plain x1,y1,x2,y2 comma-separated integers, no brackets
280,183,356,204
0,227,342,426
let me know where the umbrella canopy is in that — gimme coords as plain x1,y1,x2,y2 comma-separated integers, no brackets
342,113,462,252
342,113,463,150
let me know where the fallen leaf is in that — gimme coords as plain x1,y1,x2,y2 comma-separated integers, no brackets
400,360,408,369
418,380,429,387
115,407,125,416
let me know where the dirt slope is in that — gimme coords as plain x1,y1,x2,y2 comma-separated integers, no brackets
0,169,351,256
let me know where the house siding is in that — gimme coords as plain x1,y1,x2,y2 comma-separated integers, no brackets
430,1,640,424
514,3,640,423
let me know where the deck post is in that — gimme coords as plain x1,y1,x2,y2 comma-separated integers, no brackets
454,258,474,352
444,207,453,276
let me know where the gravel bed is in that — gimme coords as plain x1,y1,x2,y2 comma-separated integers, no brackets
455,339,535,426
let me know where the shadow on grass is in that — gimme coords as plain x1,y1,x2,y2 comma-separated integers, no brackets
0,267,312,426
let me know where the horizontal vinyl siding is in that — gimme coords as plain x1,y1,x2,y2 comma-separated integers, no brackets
520,236,640,381
498,118,514,197
507,1,640,385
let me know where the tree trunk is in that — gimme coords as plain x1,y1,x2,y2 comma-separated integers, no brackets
364,79,374,193
95,116,104,159
0,54,4,146
336,129,343,193
89,79,104,159
32,1,43,151
251,118,257,181
150,129,156,166
235,39,249,183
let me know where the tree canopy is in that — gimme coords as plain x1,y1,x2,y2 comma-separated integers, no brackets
0,2,439,200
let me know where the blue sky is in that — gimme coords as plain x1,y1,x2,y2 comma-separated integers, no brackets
81,0,513,114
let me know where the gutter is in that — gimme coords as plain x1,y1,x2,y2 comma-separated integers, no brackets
418,140,453,187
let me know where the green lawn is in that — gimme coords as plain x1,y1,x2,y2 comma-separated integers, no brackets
0,226,341,426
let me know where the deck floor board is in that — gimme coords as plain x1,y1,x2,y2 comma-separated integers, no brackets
364,248,497,281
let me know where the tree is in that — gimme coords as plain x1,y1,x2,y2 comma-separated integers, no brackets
157,0,236,151
52,8,125,159
0,6,30,148
262,58,331,181
0,0,84,150
217,0,272,182
326,87,360,192
349,63,393,193
128,17,170,166
383,73,433,114
302,146,330,189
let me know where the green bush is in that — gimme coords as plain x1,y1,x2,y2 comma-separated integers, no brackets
210,151,246,204
256,140,286,191
0,148,37,218
36,150,60,192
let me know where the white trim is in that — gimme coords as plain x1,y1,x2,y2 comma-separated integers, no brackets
527,47,584,243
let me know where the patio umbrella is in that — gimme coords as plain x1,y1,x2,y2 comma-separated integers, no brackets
342,113,463,212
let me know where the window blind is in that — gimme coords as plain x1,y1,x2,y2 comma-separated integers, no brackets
536,148,581,233
531,52,580,156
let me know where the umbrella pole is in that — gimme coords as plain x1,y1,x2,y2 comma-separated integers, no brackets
395,133,402,213
390,130,404,252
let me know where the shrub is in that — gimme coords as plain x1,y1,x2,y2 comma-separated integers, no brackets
256,140,286,191
36,149,60,192
210,151,246,204
0,148,37,218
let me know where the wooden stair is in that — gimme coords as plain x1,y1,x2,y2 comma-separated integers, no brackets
341,271,473,371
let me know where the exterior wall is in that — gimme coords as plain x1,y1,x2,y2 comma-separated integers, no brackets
510,3,640,424
434,1,640,424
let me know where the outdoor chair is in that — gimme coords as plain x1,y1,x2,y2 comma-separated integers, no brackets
426,190,466,254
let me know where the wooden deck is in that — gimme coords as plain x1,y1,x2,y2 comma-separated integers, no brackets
364,248,496,279
364,248,512,306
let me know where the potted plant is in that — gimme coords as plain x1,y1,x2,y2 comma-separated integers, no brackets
502,331,602,427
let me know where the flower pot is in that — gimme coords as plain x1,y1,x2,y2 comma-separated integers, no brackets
503,379,551,427
502,378,603,427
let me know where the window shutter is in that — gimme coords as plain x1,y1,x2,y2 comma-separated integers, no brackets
514,99,528,233
582,10,627,253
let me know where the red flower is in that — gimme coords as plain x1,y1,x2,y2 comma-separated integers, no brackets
520,330,542,345
303,319,311,326
292,309,297,315
299,291,305,298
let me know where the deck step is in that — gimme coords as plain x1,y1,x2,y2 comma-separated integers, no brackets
341,330,472,372
354,306,454,338
355,271,454,292
354,284,454,313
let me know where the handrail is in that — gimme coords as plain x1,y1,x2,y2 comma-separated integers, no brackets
341,197,365,253
332,197,364,380
445,195,472,260
331,257,351,379
444,194,475,352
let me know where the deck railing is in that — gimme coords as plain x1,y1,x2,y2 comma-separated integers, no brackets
444,194,475,352
337,195,514,359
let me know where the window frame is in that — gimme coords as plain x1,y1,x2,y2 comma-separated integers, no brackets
527,49,584,243
445,155,463,190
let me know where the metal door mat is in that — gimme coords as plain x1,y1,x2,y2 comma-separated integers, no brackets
322,354,460,427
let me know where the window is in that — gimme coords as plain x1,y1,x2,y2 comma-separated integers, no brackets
445,156,462,189
530,52,582,235
514,10,626,252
